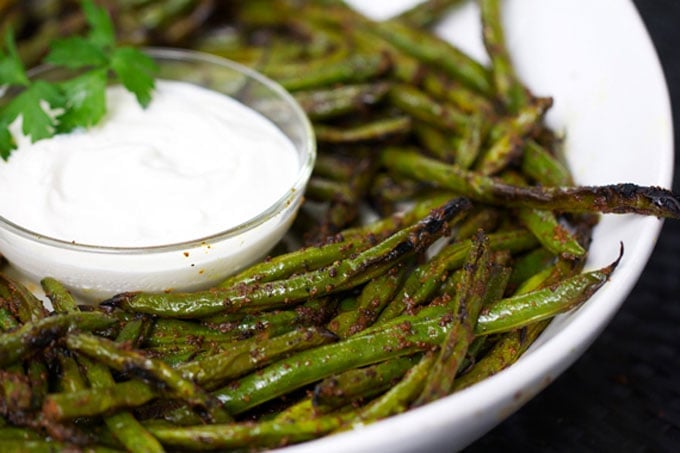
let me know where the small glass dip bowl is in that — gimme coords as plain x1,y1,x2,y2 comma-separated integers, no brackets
0,48,315,300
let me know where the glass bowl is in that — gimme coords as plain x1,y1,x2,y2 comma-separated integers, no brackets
0,48,316,300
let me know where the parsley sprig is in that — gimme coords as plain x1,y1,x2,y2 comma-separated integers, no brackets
0,0,158,160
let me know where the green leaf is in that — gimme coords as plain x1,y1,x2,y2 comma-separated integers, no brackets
0,29,29,87
110,47,158,108
56,68,107,133
45,37,108,69
81,0,116,49
0,1,159,160
4,80,66,143
0,120,16,161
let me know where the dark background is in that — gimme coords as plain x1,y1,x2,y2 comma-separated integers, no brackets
467,1,680,451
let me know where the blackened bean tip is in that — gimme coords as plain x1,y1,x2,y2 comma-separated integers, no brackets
605,243,625,277
99,292,136,309
648,187,680,217
441,197,472,219
616,241,624,265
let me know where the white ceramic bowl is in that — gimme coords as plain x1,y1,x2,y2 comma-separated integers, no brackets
280,0,673,451
0,49,316,301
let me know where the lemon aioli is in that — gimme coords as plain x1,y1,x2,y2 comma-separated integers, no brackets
0,80,299,247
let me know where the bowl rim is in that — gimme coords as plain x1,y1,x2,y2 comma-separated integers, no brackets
0,47,316,254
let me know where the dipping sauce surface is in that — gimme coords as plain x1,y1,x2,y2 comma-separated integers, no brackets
0,80,299,247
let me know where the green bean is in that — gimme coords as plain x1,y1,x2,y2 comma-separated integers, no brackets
40,277,78,313
480,0,529,112
115,317,151,347
232,0,287,26
305,177,354,203
201,297,336,338
0,276,52,414
476,249,621,336
369,174,427,214
354,352,436,424
0,440,122,453
414,121,456,162
455,111,485,169
294,82,391,121
507,247,556,291
204,307,452,416
453,321,546,392
276,52,391,92
476,97,552,175
378,228,538,322
0,274,47,323
26,357,48,411
314,116,412,143
288,15,349,57
39,277,96,420
421,71,496,116
312,153,356,181
77,318,165,453
389,83,470,134
218,238,373,289
146,414,352,450
0,369,33,420
16,20,65,68
145,344,205,366
350,25,425,85
190,22,247,57
370,18,492,95
319,154,378,236
0,312,116,367
381,147,680,218
329,263,409,338
270,397,320,423
65,333,226,422
516,208,586,259
0,8,25,50
178,326,337,389
44,326,334,423
218,196,451,289
81,357,165,453
313,355,419,410
0,306,19,332
454,251,589,390
396,0,466,29
500,171,585,259
521,139,573,187
454,207,501,240
108,198,471,318
145,318,241,347
56,349,86,393
416,233,508,404
137,0,196,31
262,24,350,80
0,426,44,440
0,300,44,427
43,380,157,421
341,193,456,239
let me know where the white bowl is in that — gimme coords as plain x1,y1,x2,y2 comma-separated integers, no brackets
281,0,673,451
0,49,316,301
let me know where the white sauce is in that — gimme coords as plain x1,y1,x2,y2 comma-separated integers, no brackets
0,80,299,247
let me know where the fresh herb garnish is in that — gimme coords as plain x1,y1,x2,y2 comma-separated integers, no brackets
0,0,158,161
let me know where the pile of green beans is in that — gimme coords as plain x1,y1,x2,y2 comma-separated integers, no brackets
1,0,680,451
